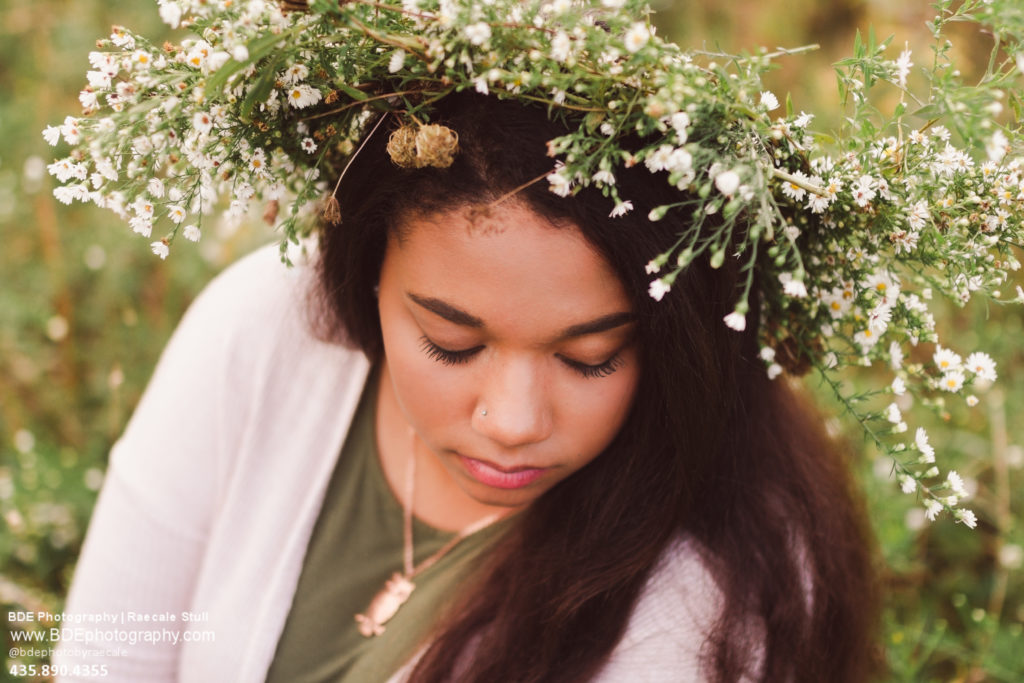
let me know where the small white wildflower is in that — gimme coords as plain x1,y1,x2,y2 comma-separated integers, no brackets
767,363,783,380
899,475,917,494
723,311,746,331
623,22,650,53
933,345,962,372
891,376,906,396
955,508,978,529
287,84,322,109
947,471,967,497
301,137,318,154
183,225,201,242
159,2,182,28
193,111,214,134
648,277,671,301
592,170,616,186
166,205,186,224
965,351,997,382
778,272,807,298
894,45,912,88
885,403,902,424
940,370,965,393
42,125,61,146
851,175,877,207
547,168,572,197
915,428,935,462
966,395,979,407
232,45,249,62
793,111,813,128
924,499,943,521
714,170,741,196
150,241,169,260
889,341,904,371
781,171,808,201
387,50,407,73
465,22,491,46
608,201,633,218
759,91,779,111
550,31,572,62
759,347,776,363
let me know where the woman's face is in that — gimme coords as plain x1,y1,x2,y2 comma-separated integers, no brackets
377,202,640,513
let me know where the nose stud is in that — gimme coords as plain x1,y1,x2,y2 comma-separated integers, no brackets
481,409,488,417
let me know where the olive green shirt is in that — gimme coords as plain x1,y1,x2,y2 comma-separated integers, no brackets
265,372,507,683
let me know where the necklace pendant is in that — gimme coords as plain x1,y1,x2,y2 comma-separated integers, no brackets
355,572,416,637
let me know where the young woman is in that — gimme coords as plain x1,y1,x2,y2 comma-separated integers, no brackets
57,92,879,682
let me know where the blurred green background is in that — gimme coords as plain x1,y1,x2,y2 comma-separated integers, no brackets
1,0,1022,680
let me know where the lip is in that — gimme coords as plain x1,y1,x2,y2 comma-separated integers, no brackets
458,455,548,490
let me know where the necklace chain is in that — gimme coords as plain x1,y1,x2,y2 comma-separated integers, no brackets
355,430,499,637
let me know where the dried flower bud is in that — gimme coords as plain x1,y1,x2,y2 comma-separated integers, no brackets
387,125,419,168
322,195,341,225
414,124,459,168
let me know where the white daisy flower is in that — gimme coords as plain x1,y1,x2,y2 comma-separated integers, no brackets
759,91,779,111
301,137,318,154
167,205,186,224
150,241,169,260
885,403,902,424
287,84,322,109
965,351,997,382
891,376,906,395
933,345,962,372
183,224,201,242
924,499,943,521
283,63,309,85
767,363,783,380
851,174,877,207
966,395,979,407
939,370,965,393
899,475,917,494
623,22,650,53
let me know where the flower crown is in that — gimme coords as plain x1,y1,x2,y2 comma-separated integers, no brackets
46,0,1024,528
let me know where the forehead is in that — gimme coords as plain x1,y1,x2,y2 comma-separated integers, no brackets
384,202,631,327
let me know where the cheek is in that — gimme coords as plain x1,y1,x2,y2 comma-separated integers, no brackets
560,359,639,459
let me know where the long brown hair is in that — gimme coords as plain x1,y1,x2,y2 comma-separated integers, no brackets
316,93,881,682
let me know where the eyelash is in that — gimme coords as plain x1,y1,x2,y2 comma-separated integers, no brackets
418,336,624,379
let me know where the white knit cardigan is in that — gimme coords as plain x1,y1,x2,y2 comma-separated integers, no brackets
55,245,724,682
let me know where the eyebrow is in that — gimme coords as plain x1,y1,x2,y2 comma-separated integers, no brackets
407,292,634,339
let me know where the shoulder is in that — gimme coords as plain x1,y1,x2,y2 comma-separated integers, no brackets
185,242,317,337
594,535,726,682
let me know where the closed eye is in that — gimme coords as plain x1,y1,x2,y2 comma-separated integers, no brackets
557,353,625,379
419,336,483,366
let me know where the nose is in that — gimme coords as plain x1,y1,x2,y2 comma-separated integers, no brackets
474,357,553,449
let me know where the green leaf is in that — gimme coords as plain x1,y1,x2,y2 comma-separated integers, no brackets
240,53,286,121
334,82,370,102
